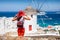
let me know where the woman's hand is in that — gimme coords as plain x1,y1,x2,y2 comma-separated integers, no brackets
12,17,17,21
23,15,31,20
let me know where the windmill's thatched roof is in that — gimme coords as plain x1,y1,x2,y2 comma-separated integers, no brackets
24,6,37,15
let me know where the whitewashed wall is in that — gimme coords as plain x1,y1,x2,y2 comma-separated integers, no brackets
0,15,38,35
24,15,37,33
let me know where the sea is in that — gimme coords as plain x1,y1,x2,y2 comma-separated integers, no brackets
0,11,60,27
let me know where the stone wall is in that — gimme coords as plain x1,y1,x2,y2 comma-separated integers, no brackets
0,35,60,40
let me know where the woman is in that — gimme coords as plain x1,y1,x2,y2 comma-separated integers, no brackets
12,10,30,37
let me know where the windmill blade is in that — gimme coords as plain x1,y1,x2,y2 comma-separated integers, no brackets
33,0,40,10
26,0,31,6
32,0,38,9
39,0,47,12
31,0,47,13
36,0,42,10
26,0,46,14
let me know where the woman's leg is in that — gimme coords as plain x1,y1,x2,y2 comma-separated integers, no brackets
17,27,25,36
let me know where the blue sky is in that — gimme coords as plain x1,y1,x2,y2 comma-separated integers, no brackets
0,0,60,12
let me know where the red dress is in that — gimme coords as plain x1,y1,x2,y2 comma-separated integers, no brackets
15,10,25,36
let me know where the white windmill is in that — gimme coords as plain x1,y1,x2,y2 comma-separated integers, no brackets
24,0,48,34
24,0,53,34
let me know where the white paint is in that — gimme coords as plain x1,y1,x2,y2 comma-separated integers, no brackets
24,15,37,33
0,16,60,36
0,15,38,35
